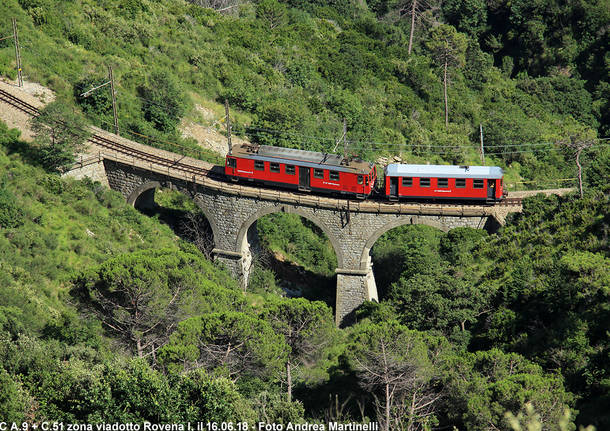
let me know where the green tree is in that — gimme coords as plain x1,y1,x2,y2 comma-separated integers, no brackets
261,298,335,402
256,0,288,29
74,75,113,118
343,322,444,431
0,368,30,422
426,24,468,127
389,268,494,346
138,71,186,133
103,359,179,422
443,349,575,431
442,0,487,37
159,311,288,380
176,369,256,423
73,248,241,358
29,100,91,172
250,391,305,424
0,186,25,229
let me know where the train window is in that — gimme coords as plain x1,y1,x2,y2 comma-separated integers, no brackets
456,178,466,188
314,169,324,179
474,179,485,188
270,162,280,173
420,178,430,187
438,178,448,188
227,158,236,168
286,165,295,175
357,175,363,185
255,160,265,171
402,177,413,187
329,171,340,181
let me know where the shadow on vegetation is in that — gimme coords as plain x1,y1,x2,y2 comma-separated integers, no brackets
265,250,336,310
1,135,45,170
139,201,215,259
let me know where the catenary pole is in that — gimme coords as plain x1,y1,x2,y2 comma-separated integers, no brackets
109,66,119,135
480,124,485,165
225,99,232,155
12,18,23,87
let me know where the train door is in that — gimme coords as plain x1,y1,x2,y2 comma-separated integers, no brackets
390,177,399,198
226,157,237,180
299,167,310,190
487,179,496,199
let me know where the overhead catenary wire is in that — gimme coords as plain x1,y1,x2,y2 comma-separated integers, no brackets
91,110,610,160
68,67,609,153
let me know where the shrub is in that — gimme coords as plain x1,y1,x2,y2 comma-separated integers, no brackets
0,187,25,229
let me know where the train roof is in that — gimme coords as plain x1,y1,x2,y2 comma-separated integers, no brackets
230,144,374,174
385,163,503,179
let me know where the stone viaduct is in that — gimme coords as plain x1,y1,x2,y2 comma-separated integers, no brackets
100,157,510,326
0,81,523,325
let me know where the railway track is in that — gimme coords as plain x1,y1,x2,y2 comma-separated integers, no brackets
0,87,217,180
0,87,40,116
1,87,523,207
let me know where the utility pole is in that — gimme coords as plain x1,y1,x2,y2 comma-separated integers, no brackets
80,67,120,136
225,99,232,155
342,118,347,159
479,124,485,165
109,66,119,135
1,19,23,86
333,118,347,157
12,18,22,87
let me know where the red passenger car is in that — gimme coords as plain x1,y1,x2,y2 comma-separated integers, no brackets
225,144,377,198
384,164,505,202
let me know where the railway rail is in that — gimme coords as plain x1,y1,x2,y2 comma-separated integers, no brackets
1,87,523,209
0,88,219,180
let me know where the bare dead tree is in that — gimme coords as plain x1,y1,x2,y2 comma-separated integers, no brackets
559,135,595,198
352,331,442,431
179,210,215,259
389,0,441,55
427,25,467,127
186,0,241,14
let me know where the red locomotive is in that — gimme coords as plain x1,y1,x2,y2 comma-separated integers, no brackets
225,144,377,199
384,163,505,202
225,144,505,203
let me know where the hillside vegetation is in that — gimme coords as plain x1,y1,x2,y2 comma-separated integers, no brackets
0,0,608,188
3,117,609,428
1,0,610,428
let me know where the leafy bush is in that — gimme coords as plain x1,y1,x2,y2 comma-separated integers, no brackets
0,186,25,229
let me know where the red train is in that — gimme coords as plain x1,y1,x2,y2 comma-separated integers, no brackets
384,163,505,202
225,144,377,199
225,144,505,203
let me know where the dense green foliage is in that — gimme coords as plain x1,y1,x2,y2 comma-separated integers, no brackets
0,0,607,188
0,122,262,422
0,0,608,425
257,212,338,276
2,104,607,428
360,190,609,429
73,247,243,357
29,100,91,172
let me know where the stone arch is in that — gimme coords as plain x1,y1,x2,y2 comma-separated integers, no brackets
236,204,345,270
127,180,161,209
190,196,220,254
359,216,449,270
127,180,220,249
